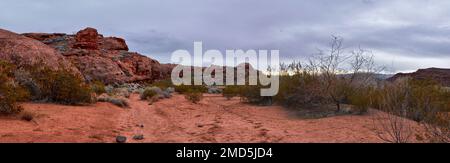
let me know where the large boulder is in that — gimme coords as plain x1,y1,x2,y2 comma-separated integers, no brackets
73,27,100,50
0,29,81,75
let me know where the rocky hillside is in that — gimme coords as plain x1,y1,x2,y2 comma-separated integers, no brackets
0,28,81,76
388,68,450,87
15,27,172,84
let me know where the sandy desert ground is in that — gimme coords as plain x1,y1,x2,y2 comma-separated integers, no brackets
0,93,409,143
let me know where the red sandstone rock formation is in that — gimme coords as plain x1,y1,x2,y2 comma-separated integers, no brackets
73,27,100,50
22,27,167,84
0,29,81,76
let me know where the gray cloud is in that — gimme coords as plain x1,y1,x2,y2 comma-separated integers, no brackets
0,0,449,72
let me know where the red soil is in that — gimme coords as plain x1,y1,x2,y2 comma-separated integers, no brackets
0,94,416,143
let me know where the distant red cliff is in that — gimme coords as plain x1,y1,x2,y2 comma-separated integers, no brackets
388,68,450,87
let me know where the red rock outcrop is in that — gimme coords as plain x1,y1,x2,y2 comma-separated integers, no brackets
101,37,128,51
0,29,81,76
22,27,166,84
388,68,450,87
73,27,100,50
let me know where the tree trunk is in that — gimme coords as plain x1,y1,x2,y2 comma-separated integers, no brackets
336,102,341,112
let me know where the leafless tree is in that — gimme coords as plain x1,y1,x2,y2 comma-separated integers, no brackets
372,81,415,143
310,36,380,111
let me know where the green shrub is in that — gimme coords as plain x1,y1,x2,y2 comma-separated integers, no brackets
348,86,374,114
140,88,158,100
91,80,106,95
49,70,92,104
21,63,93,105
0,61,28,115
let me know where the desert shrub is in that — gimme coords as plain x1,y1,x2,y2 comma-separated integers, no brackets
105,85,114,94
140,88,158,100
371,81,415,143
0,94,24,115
109,88,130,98
21,63,93,105
207,86,222,94
97,95,129,108
0,61,28,115
348,86,374,114
90,80,106,95
184,90,203,104
239,84,272,105
222,85,241,100
108,98,129,108
151,79,174,89
274,72,327,109
371,78,450,143
46,70,92,105
119,83,142,93
165,87,175,93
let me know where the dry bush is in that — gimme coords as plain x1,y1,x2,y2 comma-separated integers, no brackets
0,61,28,115
18,62,93,105
184,90,203,104
348,86,374,114
408,79,450,142
97,95,129,108
90,80,106,95
309,36,381,111
47,70,93,104
370,78,450,143
140,88,158,100
372,81,415,143
421,111,450,143
275,62,326,109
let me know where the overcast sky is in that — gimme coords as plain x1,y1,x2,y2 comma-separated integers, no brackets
1,0,449,72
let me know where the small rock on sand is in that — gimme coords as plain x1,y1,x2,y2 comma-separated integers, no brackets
133,134,144,140
116,136,127,143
